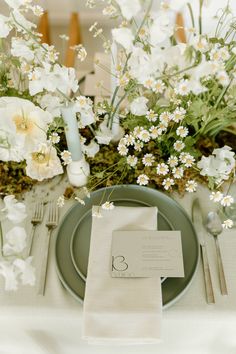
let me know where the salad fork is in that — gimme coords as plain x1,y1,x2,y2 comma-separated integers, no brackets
38,201,59,296
26,201,44,257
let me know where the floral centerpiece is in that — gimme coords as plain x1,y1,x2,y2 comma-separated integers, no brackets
0,0,235,228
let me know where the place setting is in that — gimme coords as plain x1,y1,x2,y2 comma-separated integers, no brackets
0,0,236,350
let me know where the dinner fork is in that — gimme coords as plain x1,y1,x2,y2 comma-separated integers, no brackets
37,201,59,296
26,201,44,257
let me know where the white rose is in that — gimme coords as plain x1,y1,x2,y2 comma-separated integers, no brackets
112,27,134,53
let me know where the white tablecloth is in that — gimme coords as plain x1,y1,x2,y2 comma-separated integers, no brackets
0,180,236,354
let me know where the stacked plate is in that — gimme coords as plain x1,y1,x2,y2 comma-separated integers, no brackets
55,185,199,308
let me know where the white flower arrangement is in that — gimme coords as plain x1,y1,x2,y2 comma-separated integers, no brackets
0,0,235,229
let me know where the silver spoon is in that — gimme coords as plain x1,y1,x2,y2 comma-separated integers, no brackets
206,212,228,295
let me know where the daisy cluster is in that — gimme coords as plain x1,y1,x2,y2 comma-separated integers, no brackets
117,106,197,192
0,195,35,291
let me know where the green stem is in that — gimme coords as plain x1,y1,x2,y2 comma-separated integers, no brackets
187,3,195,28
199,0,203,35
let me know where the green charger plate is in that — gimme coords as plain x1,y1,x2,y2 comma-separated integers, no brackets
55,185,199,308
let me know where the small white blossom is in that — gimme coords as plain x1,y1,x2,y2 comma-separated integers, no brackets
192,35,209,52
172,107,186,123
221,195,234,207
186,180,197,192
159,111,171,126
127,155,138,167
184,154,195,167
172,166,184,179
49,132,60,144
146,110,158,122
176,126,189,138
137,174,149,186
102,201,115,210
156,163,169,175
134,141,144,151
61,150,72,165
174,140,185,152
57,195,65,208
3,227,27,256
150,126,161,139
222,219,234,229
153,79,165,94
118,144,128,156
216,71,230,86
142,153,154,167
59,34,69,41
137,129,150,142
130,96,148,116
210,191,224,203
162,178,174,190
174,79,190,96
102,5,117,16
168,155,178,167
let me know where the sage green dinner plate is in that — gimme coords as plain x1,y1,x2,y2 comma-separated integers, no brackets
55,185,199,308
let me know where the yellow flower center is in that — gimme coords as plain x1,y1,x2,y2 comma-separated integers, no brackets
13,114,34,134
32,152,49,164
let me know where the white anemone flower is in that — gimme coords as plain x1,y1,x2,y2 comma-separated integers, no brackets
0,97,52,155
82,139,99,158
25,143,63,181
2,195,27,224
102,201,115,210
3,226,27,256
115,0,141,20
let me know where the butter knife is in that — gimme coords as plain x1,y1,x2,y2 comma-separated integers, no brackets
192,199,215,304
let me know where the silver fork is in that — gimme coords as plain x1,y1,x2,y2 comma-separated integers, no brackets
26,202,44,257
37,201,59,296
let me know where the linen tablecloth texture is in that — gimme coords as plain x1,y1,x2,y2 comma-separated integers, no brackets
82,206,162,345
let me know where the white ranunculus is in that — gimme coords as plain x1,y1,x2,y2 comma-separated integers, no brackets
128,47,154,84
82,139,100,157
25,143,63,181
112,28,134,53
0,261,18,291
95,120,113,145
150,13,174,45
13,257,35,286
0,97,52,155
39,94,62,117
197,146,235,182
130,97,149,116
11,37,34,61
115,0,141,20
29,64,79,96
3,226,27,256
2,195,27,224
0,14,11,38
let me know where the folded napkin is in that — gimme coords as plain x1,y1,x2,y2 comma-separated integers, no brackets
82,206,162,345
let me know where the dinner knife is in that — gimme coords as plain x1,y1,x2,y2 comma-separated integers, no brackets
192,198,215,304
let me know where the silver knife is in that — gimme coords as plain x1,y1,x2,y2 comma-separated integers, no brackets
192,199,215,304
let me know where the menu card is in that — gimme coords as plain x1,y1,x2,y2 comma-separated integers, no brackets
111,230,184,278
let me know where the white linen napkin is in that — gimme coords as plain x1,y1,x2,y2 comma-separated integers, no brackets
82,206,162,345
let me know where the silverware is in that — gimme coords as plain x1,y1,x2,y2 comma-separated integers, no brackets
26,202,44,257
206,211,228,296
192,199,215,304
37,201,59,296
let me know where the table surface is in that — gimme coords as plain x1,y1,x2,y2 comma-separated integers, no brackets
0,177,236,354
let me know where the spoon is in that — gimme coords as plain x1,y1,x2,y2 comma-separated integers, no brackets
206,212,228,295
